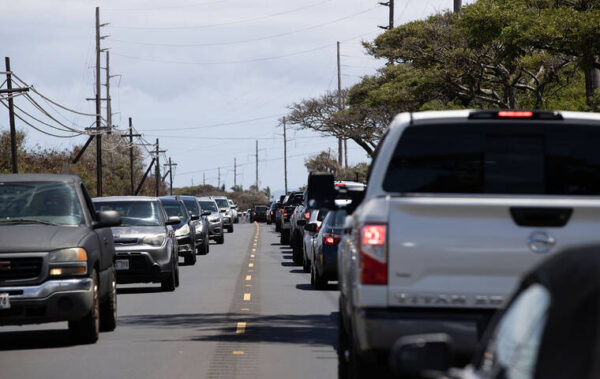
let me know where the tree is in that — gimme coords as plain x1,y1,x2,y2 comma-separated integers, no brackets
304,150,369,182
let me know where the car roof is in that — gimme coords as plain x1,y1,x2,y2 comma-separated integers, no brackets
197,197,215,201
0,174,82,184
390,110,600,130
158,197,182,204
210,196,228,199
93,196,158,202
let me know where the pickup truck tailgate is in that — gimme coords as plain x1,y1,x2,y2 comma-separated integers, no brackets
386,196,600,309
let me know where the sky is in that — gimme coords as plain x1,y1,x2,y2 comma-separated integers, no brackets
0,0,468,197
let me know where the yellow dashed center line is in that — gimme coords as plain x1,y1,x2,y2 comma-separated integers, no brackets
248,269,254,273
250,254,255,258
245,275,252,281
243,293,251,301
236,322,247,334
232,351,245,355
241,307,250,311
248,263,254,268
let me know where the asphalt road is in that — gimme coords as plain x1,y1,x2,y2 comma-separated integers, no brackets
0,222,339,379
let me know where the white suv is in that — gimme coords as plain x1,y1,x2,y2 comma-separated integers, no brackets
337,110,600,377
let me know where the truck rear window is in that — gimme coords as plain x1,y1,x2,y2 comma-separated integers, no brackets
383,122,600,195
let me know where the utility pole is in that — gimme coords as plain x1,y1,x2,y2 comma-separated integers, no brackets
125,118,140,195
378,0,394,29
283,117,288,194
95,7,103,196
164,157,177,195
2,57,29,173
203,172,206,186
336,41,343,166
105,50,112,132
255,140,259,191
454,0,461,12
234,158,237,189
154,139,166,197
218,167,221,189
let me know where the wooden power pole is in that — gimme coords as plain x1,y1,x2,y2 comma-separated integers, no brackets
2,57,29,173
283,117,288,194
255,140,259,191
336,41,343,166
124,117,141,195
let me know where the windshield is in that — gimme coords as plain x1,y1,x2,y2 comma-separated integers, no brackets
215,199,229,208
384,123,600,195
0,181,83,225
94,201,162,227
200,201,218,212
161,202,188,222
182,199,199,216
256,206,268,211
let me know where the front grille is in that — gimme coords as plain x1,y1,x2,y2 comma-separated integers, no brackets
115,238,139,245
0,257,43,281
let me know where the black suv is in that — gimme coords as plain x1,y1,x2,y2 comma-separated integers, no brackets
0,174,121,344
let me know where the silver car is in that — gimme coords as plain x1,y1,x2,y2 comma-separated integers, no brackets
211,196,234,233
197,197,224,245
93,196,180,291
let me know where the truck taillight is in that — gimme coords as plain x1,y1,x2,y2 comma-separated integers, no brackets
323,233,341,245
359,224,387,285
283,212,288,217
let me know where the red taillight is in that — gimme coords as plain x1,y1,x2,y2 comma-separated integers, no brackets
359,224,387,285
323,234,341,245
335,183,346,187
497,110,533,118
304,211,311,221
283,212,288,217
253,212,256,215
270,210,274,215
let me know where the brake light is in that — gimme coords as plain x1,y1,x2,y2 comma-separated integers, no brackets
270,210,274,215
497,110,533,118
323,233,341,245
359,224,387,285
335,183,346,187
304,211,311,221
283,212,288,217
253,212,256,215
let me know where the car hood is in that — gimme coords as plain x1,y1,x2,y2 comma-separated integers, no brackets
0,224,91,252
110,225,165,237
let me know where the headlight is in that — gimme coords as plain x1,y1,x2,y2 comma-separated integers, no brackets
195,221,204,233
142,233,167,246
175,224,191,237
48,248,87,276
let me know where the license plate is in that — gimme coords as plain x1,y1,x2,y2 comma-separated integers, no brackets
0,293,10,310
115,259,129,270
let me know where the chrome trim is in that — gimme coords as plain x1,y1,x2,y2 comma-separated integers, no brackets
1,278,92,299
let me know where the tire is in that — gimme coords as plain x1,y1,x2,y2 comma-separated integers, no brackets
292,245,303,266
280,229,290,245
198,239,209,255
161,258,177,292
99,267,117,332
184,253,196,265
175,258,180,287
69,269,100,344
312,258,327,290
338,302,350,379
216,235,224,244
276,222,281,232
227,225,234,233
303,252,311,273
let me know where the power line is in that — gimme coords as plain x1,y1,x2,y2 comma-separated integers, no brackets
110,0,332,30
110,6,379,48
111,30,379,65
144,113,284,132
105,0,230,12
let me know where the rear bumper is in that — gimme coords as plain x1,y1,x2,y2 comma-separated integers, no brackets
0,278,93,325
353,307,496,358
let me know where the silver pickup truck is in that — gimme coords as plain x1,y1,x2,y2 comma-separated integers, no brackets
337,110,600,378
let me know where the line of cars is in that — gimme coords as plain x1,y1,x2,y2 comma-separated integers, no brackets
270,110,600,378
0,178,240,345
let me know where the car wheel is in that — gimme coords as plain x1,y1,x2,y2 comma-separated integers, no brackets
338,298,350,379
99,267,117,332
69,269,100,344
313,261,327,290
216,235,225,244
175,257,180,287
303,251,311,273
348,329,375,379
184,253,196,265
161,260,177,292
228,225,234,233
280,229,290,245
276,222,281,232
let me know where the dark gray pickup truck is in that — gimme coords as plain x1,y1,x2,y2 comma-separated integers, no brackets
0,174,121,344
